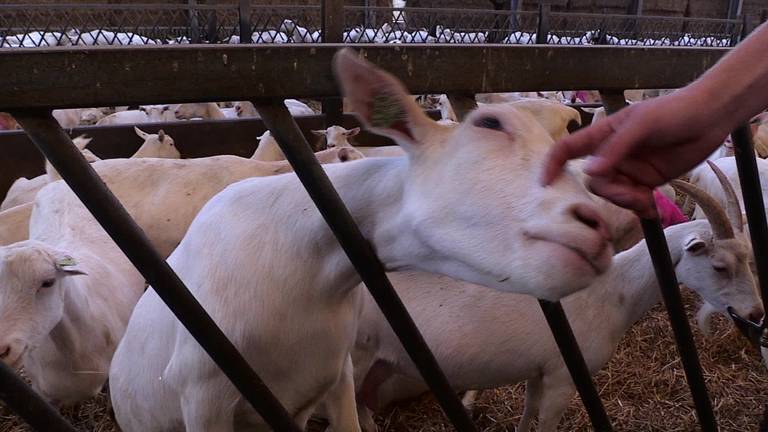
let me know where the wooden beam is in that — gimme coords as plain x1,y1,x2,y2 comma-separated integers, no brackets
0,45,728,111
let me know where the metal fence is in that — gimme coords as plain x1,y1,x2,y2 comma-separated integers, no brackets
0,5,766,432
0,3,749,47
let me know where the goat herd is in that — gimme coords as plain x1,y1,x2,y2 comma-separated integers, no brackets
0,49,767,431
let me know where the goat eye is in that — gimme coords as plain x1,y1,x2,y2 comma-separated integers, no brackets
475,116,502,131
40,279,55,289
713,266,728,274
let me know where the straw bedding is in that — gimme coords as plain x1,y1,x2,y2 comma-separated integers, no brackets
1,290,765,431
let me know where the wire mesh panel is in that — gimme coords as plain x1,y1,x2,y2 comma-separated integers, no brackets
0,4,206,46
0,3,746,47
247,5,322,43
343,6,538,44
547,12,742,46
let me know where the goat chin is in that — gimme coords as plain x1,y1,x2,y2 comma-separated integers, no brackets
696,302,718,336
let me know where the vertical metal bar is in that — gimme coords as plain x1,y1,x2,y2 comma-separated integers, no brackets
207,7,219,44
539,300,614,431
252,101,478,432
640,219,718,431
536,3,550,44
732,125,768,315
627,0,643,39
188,0,200,44
0,362,79,432
509,0,521,33
11,111,302,432
601,94,719,432
488,0,509,43
321,0,345,127
727,0,744,20
446,94,477,121
321,0,344,43
238,0,251,44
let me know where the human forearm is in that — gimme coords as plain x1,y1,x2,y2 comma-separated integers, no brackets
681,22,768,131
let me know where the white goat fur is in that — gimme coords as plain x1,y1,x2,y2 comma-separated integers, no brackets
174,103,236,120
234,99,315,118
1,137,100,211
312,125,406,158
0,147,359,404
109,49,613,432
353,217,760,431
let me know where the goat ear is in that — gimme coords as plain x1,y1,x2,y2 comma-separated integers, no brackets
333,48,437,151
345,127,361,137
311,130,326,136
683,234,707,255
134,127,149,140
54,254,87,276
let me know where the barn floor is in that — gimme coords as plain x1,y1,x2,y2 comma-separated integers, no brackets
0,291,766,431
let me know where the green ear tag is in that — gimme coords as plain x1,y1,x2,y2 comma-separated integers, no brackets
57,256,77,267
370,94,405,129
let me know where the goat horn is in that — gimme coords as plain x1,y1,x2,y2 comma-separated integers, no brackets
706,160,744,232
158,129,165,141
670,179,734,239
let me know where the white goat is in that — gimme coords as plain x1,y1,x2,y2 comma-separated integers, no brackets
109,48,613,432
0,203,32,247
140,105,177,122
174,103,237,120
0,195,145,405
353,179,761,432
251,30,289,44
1,136,100,211
279,19,320,43
251,130,364,163
96,110,149,126
311,126,405,158
0,146,368,404
234,99,315,118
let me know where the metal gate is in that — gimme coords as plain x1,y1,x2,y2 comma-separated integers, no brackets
0,3,766,432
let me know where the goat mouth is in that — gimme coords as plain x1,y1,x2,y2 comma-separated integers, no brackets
524,231,605,275
727,306,764,349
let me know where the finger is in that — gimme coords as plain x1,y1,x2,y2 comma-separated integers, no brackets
540,119,617,185
584,113,651,177
587,176,657,218
612,158,669,189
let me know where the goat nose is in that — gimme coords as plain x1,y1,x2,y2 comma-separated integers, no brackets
568,203,611,242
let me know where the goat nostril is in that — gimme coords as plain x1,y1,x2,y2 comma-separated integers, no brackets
0,346,10,359
570,204,609,238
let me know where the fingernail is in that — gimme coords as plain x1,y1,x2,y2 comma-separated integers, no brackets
584,156,605,174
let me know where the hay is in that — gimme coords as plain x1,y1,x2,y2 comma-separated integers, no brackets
2,291,766,431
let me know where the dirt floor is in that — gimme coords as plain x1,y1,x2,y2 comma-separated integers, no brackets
1,290,766,432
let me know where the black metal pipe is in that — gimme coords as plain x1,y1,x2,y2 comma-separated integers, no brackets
238,0,250,44
641,219,718,432
732,124,768,317
11,110,302,432
253,101,478,432
602,92,718,431
538,300,614,431
0,362,79,432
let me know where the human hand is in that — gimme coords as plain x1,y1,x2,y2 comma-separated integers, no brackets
541,91,730,218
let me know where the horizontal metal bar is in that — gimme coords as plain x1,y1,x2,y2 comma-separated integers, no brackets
11,110,303,432
538,300,613,431
0,45,727,110
0,362,79,432
254,101,478,432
